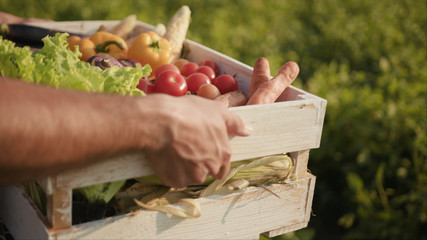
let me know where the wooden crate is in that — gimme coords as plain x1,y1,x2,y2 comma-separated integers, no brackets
0,20,326,239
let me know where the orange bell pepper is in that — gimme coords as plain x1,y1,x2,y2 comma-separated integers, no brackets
67,32,128,61
127,31,171,75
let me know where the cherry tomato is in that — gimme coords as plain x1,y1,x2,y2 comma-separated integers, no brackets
199,60,220,75
172,58,189,69
196,66,216,80
180,62,199,77
197,83,221,99
186,73,211,93
212,74,238,94
155,63,180,79
136,78,154,94
154,71,187,96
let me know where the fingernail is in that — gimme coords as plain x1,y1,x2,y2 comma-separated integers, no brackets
243,123,253,135
288,61,300,80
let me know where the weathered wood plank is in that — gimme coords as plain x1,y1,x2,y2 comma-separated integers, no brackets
265,175,316,237
54,175,314,240
0,186,52,240
290,150,310,178
54,96,325,190
264,221,309,238
55,152,151,189
229,100,324,160
46,177,72,230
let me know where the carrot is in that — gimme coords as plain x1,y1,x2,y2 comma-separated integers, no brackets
246,61,299,105
215,90,248,108
247,57,271,99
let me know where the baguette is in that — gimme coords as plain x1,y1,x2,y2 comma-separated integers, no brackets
107,14,137,39
164,5,191,63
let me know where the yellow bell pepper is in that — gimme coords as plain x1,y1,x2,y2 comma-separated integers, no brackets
127,31,171,75
67,32,128,61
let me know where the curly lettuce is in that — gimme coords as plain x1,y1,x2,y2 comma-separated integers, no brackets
0,33,151,96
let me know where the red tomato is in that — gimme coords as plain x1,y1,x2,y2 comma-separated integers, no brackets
197,83,221,99
137,78,154,94
155,63,180,79
196,66,216,80
212,74,238,94
199,60,220,75
180,62,199,77
154,71,188,96
186,73,211,93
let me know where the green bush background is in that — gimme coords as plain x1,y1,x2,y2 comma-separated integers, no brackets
1,0,426,239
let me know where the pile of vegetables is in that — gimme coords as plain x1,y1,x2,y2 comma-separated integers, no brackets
61,5,245,105
60,5,299,108
0,5,300,222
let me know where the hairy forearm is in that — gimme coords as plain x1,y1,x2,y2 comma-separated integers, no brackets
0,78,147,183
0,76,251,187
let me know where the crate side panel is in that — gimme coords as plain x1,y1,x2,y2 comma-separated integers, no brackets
46,187,72,230
54,98,324,189
27,20,155,36
55,176,314,240
266,174,316,237
54,97,324,189
0,186,52,240
229,100,325,160
55,152,152,189
290,150,310,177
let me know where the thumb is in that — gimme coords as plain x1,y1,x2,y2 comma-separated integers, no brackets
224,112,253,137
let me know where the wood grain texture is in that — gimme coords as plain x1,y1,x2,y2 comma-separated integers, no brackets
0,186,52,240
290,150,310,178
54,175,315,240
265,174,316,237
1,175,315,240
52,96,325,190
46,185,72,230
55,152,151,189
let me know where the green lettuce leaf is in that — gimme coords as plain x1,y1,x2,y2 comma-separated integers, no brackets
76,180,127,204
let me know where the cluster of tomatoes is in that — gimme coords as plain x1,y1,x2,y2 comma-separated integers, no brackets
137,59,239,99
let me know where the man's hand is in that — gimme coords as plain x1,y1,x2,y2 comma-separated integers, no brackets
0,78,251,186
138,94,252,188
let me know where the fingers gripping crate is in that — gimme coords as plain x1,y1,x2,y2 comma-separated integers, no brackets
0,20,326,240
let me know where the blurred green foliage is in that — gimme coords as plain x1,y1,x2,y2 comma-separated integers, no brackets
1,0,426,239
